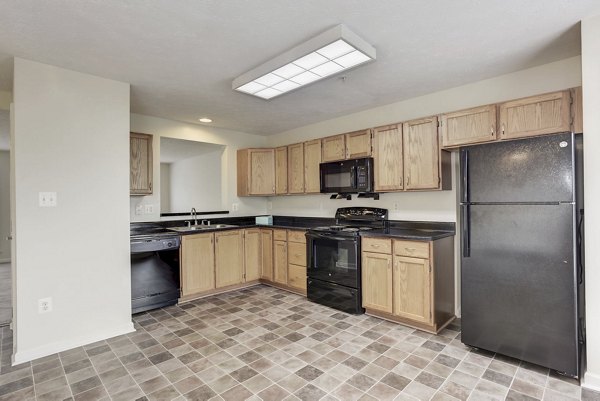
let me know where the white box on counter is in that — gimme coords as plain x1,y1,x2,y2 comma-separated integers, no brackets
255,215,273,225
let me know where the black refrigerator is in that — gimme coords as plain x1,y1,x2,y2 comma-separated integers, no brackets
460,132,584,377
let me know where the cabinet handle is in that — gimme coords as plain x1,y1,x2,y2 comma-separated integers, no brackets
371,244,380,248
405,247,416,251
490,125,495,136
501,123,505,136
149,182,152,191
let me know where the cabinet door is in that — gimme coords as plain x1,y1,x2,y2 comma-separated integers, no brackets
288,264,307,290
250,149,275,195
403,117,440,190
346,129,372,158
130,132,153,195
571,87,583,134
261,229,273,280
275,146,288,194
372,124,403,192
215,230,244,288
288,143,304,194
322,135,346,162
244,229,261,282
180,233,214,297
273,240,288,284
441,105,497,148
304,139,322,194
499,91,571,140
393,256,431,324
361,252,393,313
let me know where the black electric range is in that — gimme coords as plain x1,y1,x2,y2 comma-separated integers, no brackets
306,207,388,314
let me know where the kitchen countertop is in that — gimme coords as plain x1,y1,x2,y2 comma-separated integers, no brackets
131,215,455,241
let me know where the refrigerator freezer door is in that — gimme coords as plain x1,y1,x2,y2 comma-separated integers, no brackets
461,203,579,376
461,133,575,203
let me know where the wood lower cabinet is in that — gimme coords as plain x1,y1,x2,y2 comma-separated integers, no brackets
215,230,244,288
273,236,288,284
441,105,497,148
260,229,273,280
362,251,393,313
288,143,304,194
373,124,403,192
244,229,261,282
287,230,307,292
180,233,215,298
275,147,288,194
322,134,346,162
237,149,275,196
393,256,431,324
499,91,571,140
361,236,455,333
304,139,321,194
346,129,372,158
130,132,153,195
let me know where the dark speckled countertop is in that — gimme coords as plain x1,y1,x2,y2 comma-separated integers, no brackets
131,215,455,241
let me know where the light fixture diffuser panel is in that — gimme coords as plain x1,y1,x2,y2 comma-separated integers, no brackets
233,24,376,100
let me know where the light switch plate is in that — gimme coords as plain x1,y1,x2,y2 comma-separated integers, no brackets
145,204,154,214
135,204,143,215
39,192,57,207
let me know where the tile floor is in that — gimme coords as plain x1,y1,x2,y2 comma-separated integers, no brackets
0,285,598,401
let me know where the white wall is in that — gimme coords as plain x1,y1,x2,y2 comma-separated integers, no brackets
160,163,171,213
169,149,224,213
130,114,267,222
582,14,600,391
0,91,11,111
0,150,10,262
12,58,133,363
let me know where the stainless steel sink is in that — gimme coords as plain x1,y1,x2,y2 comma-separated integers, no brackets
167,224,237,233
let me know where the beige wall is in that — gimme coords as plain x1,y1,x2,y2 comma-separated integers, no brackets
582,14,600,391
12,58,133,363
130,114,268,222
0,91,11,111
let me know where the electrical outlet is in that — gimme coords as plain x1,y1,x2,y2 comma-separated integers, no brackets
38,297,52,314
267,201,272,210
394,203,399,210
145,204,154,214
135,204,143,215
39,192,57,207
232,203,239,211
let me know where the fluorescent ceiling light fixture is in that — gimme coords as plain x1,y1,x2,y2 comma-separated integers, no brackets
233,25,376,100
198,117,212,123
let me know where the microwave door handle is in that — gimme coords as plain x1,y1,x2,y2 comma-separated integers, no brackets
350,166,356,189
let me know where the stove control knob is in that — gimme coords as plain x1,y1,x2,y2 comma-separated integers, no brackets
167,242,173,247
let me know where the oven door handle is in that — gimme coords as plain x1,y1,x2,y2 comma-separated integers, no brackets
307,233,357,242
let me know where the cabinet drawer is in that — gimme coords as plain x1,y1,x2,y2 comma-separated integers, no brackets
288,241,307,266
393,240,430,259
288,264,307,290
362,238,392,254
287,230,306,243
273,229,287,241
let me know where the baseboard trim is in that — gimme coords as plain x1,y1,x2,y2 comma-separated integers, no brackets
583,371,600,391
12,322,135,365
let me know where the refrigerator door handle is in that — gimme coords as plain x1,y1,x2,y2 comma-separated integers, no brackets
462,204,471,258
461,149,469,203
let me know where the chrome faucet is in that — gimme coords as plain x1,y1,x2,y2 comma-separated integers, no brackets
190,208,198,225
201,219,210,226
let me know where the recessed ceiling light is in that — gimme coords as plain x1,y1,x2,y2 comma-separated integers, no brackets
198,118,212,123
232,25,376,100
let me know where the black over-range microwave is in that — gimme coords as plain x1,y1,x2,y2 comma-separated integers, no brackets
320,157,374,194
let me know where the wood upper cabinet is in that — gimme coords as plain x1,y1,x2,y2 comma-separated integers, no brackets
275,146,288,194
571,87,583,134
287,143,304,194
499,90,571,140
403,117,440,190
393,256,431,324
321,134,346,162
244,229,261,282
304,139,322,194
260,229,274,280
346,129,372,159
362,252,393,313
130,132,153,195
215,230,244,288
372,124,403,192
180,233,214,297
237,149,275,196
441,105,497,148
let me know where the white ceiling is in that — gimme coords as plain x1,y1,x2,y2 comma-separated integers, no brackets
0,1,598,135
160,137,224,164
